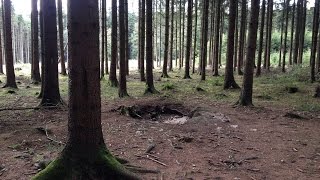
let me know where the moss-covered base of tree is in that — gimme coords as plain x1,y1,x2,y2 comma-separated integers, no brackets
33,148,139,180
144,86,159,95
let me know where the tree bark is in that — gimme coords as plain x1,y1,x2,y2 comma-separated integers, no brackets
145,0,158,94
40,0,62,106
33,0,138,178
224,0,240,89
139,0,146,81
237,0,247,75
183,0,193,79
100,0,106,78
169,0,174,71
192,0,198,74
256,0,266,76
3,0,17,88
310,0,319,82
213,0,221,76
162,0,170,78
31,0,41,82
200,0,209,81
109,0,118,87
289,0,296,66
118,0,129,97
239,0,260,106
57,0,66,76
282,0,290,72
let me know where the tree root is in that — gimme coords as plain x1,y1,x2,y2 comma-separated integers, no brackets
33,148,140,180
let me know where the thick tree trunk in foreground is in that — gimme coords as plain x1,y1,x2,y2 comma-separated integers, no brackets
39,0,62,106
183,0,193,79
239,0,260,106
224,0,240,89
145,0,158,94
33,0,138,179
162,0,170,78
31,0,41,82
0,29,3,74
109,0,119,87
3,0,17,88
118,0,129,97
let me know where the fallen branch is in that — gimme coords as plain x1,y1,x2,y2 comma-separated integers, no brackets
135,155,167,167
145,144,156,153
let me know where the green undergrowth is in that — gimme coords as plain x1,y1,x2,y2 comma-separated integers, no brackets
0,65,319,113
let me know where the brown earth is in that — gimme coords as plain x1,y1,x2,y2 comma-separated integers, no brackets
0,96,320,180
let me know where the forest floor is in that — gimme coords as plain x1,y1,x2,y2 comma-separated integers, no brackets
0,65,320,179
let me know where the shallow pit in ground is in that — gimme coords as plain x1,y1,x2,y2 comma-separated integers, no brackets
112,103,189,122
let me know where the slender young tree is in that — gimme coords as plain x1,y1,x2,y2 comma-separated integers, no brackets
192,0,198,74
101,0,106,78
169,0,174,71
145,0,158,94
278,0,286,67
310,0,319,82
238,0,260,106
256,0,266,76
293,0,302,64
0,29,3,75
40,0,62,106
237,0,247,75
58,0,66,76
224,0,240,89
3,0,17,88
118,0,129,97
109,0,118,87
200,0,209,81
213,0,221,76
139,0,146,81
282,0,290,72
162,0,170,78
33,0,138,178
31,0,41,82
183,0,193,79
289,0,296,65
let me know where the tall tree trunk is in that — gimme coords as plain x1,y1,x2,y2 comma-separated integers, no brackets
310,0,319,82
169,0,174,71
3,0,17,88
40,0,62,106
224,0,240,89
33,0,138,178
124,0,129,75
162,0,170,78
278,0,286,67
289,0,295,65
239,0,260,106
119,0,129,97
0,29,3,74
213,0,221,76
237,0,247,75
109,0,118,87
58,0,66,76
38,0,45,98
181,0,186,68
234,4,239,71
293,0,302,65
183,0,193,79
297,0,306,65
282,0,290,72
31,0,41,82
192,0,198,74
175,0,179,68
265,0,273,71
200,0,209,81
145,0,158,94
179,0,182,69
139,0,146,81
218,8,224,68
105,0,109,75
256,0,266,76
100,0,106,78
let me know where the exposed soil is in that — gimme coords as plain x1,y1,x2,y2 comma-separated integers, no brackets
1,96,320,180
